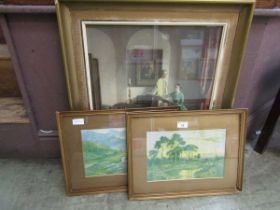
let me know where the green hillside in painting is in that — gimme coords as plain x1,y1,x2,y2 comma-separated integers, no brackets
82,140,127,177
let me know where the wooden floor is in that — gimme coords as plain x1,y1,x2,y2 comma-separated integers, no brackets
0,97,29,123
0,122,279,210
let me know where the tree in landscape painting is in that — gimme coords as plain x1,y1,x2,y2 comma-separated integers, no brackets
149,134,198,161
147,130,226,181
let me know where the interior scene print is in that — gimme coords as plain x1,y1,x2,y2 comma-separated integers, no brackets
146,129,226,182
84,23,223,110
81,128,127,177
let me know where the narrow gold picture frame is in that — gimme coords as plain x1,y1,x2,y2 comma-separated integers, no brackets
56,107,179,195
56,110,128,195
127,109,247,200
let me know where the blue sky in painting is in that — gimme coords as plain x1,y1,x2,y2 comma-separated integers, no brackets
81,128,126,151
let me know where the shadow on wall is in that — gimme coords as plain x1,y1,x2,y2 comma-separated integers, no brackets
247,65,280,139
236,16,280,141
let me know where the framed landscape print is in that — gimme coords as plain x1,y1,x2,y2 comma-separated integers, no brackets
56,106,179,195
56,0,255,111
56,110,127,195
127,109,247,200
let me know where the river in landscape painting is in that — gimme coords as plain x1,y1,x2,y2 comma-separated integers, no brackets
81,128,127,177
147,129,226,182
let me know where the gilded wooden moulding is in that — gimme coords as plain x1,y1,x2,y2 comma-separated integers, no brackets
56,0,255,111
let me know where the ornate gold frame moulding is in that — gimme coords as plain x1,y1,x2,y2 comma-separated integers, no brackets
56,0,255,110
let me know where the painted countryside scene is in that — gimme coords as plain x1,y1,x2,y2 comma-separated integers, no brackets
147,129,226,182
81,128,127,177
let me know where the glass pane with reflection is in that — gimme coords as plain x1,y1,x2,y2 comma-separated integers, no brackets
84,23,223,110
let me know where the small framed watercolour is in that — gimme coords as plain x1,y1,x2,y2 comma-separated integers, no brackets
127,109,247,200
56,0,254,111
56,106,179,195
56,110,127,195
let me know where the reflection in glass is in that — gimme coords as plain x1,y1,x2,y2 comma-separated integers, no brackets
83,23,223,110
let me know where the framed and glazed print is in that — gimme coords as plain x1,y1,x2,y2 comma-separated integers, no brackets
56,0,255,111
56,106,179,195
56,110,127,195
127,109,247,200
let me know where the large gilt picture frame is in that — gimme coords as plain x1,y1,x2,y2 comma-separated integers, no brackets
127,109,247,200
56,0,255,111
